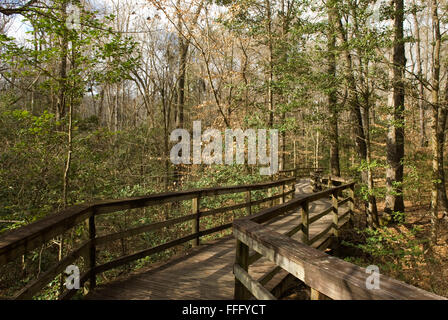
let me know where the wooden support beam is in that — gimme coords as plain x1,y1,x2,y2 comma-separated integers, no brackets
89,214,96,289
192,196,200,247
301,201,309,245
234,240,250,300
281,182,286,204
332,190,339,238
310,288,328,300
233,219,446,300
234,264,276,300
349,184,355,225
246,191,251,216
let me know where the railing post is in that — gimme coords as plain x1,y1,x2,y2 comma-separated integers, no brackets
192,195,200,247
292,180,296,199
234,240,250,299
281,182,286,204
332,190,339,238
311,288,327,300
310,172,316,192
89,214,96,290
246,190,251,216
301,200,309,245
349,184,355,225
268,187,273,207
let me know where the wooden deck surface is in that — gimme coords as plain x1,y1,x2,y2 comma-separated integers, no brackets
86,180,350,300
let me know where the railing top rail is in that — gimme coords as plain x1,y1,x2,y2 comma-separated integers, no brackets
246,181,355,224
0,177,295,265
233,218,446,300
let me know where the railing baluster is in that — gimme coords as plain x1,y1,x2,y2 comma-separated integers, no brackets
332,190,339,238
234,240,250,300
301,200,309,245
268,187,273,207
311,288,327,300
281,182,286,204
191,196,200,247
349,184,355,225
89,213,96,289
246,190,251,216
292,180,296,199
192,196,200,247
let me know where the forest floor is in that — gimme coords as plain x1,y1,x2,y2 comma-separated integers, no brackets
374,201,448,297
281,202,448,299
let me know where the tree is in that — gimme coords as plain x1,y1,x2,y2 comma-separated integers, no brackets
327,2,340,177
385,0,405,216
429,0,448,238
329,0,379,227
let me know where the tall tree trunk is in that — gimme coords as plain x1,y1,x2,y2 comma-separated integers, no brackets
173,0,204,187
429,0,448,239
327,7,340,177
385,0,405,215
411,2,426,146
173,3,188,189
265,0,274,128
175,27,188,128
57,0,69,120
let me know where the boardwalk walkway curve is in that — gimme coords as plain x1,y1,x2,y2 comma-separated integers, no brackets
86,179,344,300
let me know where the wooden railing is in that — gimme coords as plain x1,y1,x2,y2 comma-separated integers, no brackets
232,178,446,300
0,174,299,300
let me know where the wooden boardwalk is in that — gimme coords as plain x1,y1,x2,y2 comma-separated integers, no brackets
86,180,350,300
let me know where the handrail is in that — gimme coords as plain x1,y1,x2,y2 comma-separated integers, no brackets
0,175,298,299
0,177,295,264
232,178,446,300
233,218,446,300
233,181,355,298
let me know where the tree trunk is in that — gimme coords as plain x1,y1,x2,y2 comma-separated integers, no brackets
385,0,405,215
266,0,274,128
327,7,340,177
57,0,69,120
412,3,426,146
429,0,448,239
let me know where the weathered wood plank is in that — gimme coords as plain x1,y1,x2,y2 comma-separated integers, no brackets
309,224,333,246
192,197,200,247
332,190,339,237
234,264,276,300
301,201,309,245
0,205,93,265
308,206,332,224
338,197,351,206
234,240,250,299
95,213,197,246
233,219,445,300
